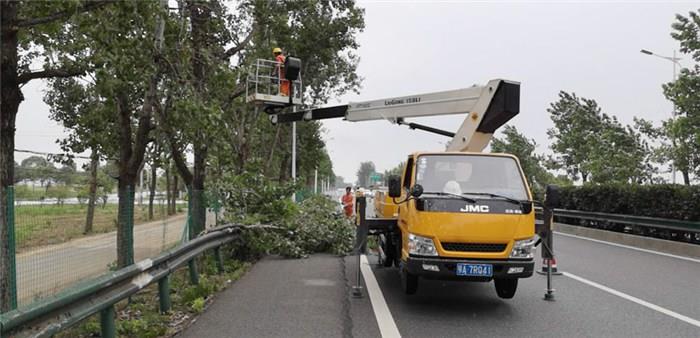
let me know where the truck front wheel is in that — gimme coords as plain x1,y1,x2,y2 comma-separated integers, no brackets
401,268,418,295
494,278,518,299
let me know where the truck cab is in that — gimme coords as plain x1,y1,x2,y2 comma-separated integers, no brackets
386,151,536,298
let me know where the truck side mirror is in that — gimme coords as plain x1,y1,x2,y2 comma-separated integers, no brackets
388,175,401,198
544,184,561,209
284,56,301,81
410,184,423,198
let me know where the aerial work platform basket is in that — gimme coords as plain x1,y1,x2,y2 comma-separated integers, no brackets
246,58,302,107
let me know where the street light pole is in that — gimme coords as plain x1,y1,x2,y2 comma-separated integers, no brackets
291,107,297,201
640,48,682,184
314,168,318,194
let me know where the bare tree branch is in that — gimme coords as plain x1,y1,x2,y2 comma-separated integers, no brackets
17,67,86,84
15,1,114,28
224,24,256,58
222,85,246,111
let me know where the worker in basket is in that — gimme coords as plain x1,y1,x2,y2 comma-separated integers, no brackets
273,47,290,96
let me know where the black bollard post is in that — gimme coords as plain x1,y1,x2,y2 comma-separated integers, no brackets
539,185,560,301
353,195,368,298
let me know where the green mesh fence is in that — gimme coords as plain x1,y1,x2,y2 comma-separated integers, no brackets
10,183,188,308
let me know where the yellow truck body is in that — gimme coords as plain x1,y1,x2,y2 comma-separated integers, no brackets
383,151,536,297
374,190,399,218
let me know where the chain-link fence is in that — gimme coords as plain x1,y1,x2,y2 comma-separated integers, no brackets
6,185,188,308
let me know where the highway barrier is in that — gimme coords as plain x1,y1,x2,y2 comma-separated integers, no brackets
0,223,275,338
534,207,700,244
553,209,700,244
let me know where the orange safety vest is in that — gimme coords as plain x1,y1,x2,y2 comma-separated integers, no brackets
275,54,286,79
275,54,289,95
342,193,354,216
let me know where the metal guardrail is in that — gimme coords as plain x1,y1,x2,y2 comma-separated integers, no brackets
553,209,700,233
0,223,278,338
534,207,699,233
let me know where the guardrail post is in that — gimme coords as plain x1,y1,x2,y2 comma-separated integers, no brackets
5,185,18,311
188,259,199,285
100,305,116,338
214,246,225,274
158,275,171,313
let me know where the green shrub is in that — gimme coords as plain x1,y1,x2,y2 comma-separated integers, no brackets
191,297,206,314
558,184,700,221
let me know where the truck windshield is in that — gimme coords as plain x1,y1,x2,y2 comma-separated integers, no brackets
415,155,529,201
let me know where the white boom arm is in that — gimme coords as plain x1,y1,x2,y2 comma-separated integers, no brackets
271,79,520,152
346,79,519,152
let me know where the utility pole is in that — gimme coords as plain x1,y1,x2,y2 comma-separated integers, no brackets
291,106,297,201
314,169,318,194
640,48,682,184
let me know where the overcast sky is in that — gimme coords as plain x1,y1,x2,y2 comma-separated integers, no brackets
14,1,698,184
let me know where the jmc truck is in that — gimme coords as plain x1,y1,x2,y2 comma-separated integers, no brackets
262,78,535,298
382,151,535,297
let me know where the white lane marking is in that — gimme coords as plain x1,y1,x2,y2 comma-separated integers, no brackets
554,231,700,264
563,271,700,328
360,255,402,338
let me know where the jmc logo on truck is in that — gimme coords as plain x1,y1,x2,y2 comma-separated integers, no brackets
460,204,490,213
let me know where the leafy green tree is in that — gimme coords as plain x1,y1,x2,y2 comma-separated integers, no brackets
586,116,655,184
491,125,570,197
638,9,700,185
356,161,376,187
383,161,405,186
666,10,700,182
20,156,56,188
547,92,653,184
1,0,114,309
43,0,167,267
546,92,603,183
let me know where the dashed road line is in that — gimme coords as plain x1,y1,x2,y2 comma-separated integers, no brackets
563,271,700,329
360,254,402,338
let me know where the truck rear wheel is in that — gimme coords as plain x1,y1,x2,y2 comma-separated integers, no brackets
494,278,518,299
401,268,418,295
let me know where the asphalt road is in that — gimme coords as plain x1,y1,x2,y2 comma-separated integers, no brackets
180,255,351,338
371,233,700,337
178,198,700,337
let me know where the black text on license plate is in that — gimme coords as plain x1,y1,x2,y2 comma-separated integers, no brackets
456,263,493,277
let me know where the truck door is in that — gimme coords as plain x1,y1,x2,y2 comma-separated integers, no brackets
399,156,414,259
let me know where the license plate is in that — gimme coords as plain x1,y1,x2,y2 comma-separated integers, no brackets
456,263,493,277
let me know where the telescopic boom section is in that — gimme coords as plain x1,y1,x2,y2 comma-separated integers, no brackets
270,79,520,152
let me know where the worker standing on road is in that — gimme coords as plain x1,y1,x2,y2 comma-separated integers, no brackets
273,47,290,96
341,186,354,218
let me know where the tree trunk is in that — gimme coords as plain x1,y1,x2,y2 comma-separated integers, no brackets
279,151,290,182
84,150,99,234
116,180,135,268
682,170,690,186
171,173,178,214
148,161,157,220
191,143,207,235
1,0,20,312
264,123,282,177
165,164,172,215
